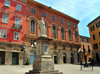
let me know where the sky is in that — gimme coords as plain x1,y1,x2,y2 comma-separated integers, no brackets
34,0,100,37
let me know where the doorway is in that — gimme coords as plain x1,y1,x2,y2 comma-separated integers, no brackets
96,53,99,63
54,52,58,64
71,53,74,64
0,51,5,65
63,53,66,63
12,52,19,65
30,51,35,64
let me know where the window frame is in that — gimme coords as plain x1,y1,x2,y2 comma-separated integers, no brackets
60,19,63,23
2,14,9,23
52,16,55,20
14,31,20,41
30,19,35,32
16,4,22,11
74,24,76,28
68,30,71,40
4,0,11,8
93,34,96,40
42,12,46,17
0,29,7,39
61,28,64,39
31,8,36,14
68,22,70,26
52,25,56,37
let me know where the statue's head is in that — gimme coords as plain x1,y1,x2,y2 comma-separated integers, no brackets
41,17,44,20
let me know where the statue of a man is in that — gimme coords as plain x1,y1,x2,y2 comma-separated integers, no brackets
38,17,47,37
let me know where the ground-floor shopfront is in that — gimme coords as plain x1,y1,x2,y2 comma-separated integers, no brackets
0,42,24,65
93,50,100,63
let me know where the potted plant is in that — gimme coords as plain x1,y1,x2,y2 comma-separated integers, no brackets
84,61,89,67
25,60,30,65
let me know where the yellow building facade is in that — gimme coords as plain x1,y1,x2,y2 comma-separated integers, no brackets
87,16,100,63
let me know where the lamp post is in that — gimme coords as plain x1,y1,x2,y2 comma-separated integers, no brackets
31,42,37,55
78,48,83,70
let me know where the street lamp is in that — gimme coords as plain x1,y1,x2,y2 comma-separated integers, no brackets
78,48,83,70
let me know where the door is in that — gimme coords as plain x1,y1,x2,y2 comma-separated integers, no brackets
96,53,99,63
71,53,74,64
30,51,35,64
63,53,66,63
0,51,5,65
12,53,19,65
54,52,58,64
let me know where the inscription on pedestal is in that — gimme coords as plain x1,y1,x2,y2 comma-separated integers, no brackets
43,44,49,55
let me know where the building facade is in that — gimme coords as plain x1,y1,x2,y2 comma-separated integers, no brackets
87,16,100,63
80,35,92,62
0,0,27,65
25,0,81,64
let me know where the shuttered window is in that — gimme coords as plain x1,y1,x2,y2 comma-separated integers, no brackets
16,4,22,11
4,0,10,7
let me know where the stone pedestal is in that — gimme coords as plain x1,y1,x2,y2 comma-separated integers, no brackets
25,36,63,74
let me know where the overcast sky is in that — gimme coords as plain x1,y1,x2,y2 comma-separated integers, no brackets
34,0,100,37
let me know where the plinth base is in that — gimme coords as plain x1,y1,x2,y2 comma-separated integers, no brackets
25,70,63,74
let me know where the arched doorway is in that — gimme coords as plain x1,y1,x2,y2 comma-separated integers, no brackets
96,53,99,63
30,51,35,64
63,53,66,63
54,52,58,64
71,53,74,64
0,51,5,65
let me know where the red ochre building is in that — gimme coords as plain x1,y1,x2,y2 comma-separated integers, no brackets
25,0,81,64
0,0,27,65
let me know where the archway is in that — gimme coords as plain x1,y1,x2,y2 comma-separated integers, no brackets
12,52,19,65
30,51,35,64
96,53,99,63
63,53,66,63
54,52,58,64
71,53,74,64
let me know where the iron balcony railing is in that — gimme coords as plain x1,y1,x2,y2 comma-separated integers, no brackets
13,24,22,30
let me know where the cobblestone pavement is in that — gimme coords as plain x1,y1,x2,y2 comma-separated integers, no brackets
0,64,100,74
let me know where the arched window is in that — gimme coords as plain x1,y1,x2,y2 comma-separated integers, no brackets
52,25,56,37
75,31,78,41
30,20,35,32
68,30,71,40
61,28,64,38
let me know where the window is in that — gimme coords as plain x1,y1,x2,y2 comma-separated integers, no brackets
52,25,56,37
42,12,46,17
52,16,55,20
81,38,84,42
31,8,36,13
63,45,65,50
93,34,95,40
45,23,47,35
60,19,63,23
68,22,70,25
4,0,10,7
90,25,95,31
99,32,100,38
30,20,35,32
68,30,71,40
31,40,34,45
93,43,98,50
15,17,21,28
54,43,57,49
61,28,64,38
2,14,9,23
16,4,22,11
0,29,7,39
74,24,76,28
14,32,20,40
75,31,77,41
87,39,89,42
96,21,100,28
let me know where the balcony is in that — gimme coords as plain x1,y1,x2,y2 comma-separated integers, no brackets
13,24,22,30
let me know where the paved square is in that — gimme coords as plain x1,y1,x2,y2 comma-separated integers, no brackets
0,64,100,74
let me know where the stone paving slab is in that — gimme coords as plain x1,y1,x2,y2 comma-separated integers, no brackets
0,64,100,74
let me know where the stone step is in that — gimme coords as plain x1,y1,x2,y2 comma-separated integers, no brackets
25,70,63,74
